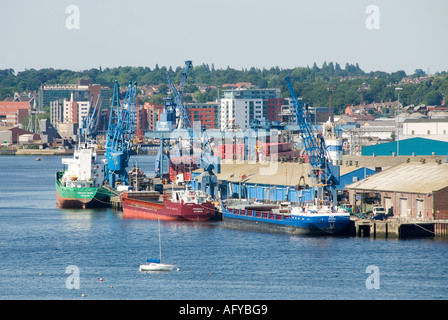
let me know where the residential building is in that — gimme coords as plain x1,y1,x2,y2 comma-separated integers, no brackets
266,98,284,122
3,92,36,107
50,100,63,129
0,100,32,126
186,102,219,129
143,102,164,131
279,98,297,125
221,82,253,89
38,79,110,112
47,80,112,135
56,93,90,126
219,88,280,130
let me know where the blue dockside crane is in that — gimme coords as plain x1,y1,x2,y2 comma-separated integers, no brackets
155,60,220,182
159,60,193,131
285,76,338,203
167,60,193,130
155,61,193,178
80,94,102,141
105,80,137,188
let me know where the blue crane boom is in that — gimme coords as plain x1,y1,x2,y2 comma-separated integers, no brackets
178,60,192,101
155,61,193,179
166,60,193,130
285,76,336,189
155,60,221,181
105,80,137,188
82,94,102,140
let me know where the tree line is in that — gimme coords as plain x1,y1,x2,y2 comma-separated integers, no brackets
1,62,447,116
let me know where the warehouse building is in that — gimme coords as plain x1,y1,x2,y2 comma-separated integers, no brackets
192,160,375,204
346,161,448,220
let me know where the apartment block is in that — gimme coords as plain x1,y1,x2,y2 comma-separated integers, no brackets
219,88,280,130
186,102,219,129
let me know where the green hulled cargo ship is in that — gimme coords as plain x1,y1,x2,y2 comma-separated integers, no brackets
56,144,112,209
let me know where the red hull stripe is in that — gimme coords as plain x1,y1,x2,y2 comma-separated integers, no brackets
121,196,216,221
56,192,107,209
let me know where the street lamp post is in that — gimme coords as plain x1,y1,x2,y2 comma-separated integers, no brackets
327,86,334,123
395,87,403,156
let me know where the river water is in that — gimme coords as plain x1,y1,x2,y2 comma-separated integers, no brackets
0,155,447,300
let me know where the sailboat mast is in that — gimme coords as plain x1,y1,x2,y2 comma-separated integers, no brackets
158,217,162,262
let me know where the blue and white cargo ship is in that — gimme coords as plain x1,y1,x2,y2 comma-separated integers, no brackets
221,200,351,235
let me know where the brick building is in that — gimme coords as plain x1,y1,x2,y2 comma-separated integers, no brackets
266,98,285,122
0,101,32,126
142,102,164,131
187,103,217,129
346,162,448,220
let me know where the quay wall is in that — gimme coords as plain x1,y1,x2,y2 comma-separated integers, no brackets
355,219,448,239
0,149,15,155
0,149,75,156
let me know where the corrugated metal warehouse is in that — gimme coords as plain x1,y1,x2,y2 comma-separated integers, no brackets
346,161,448,220
192,160,375,204
215,161,315,203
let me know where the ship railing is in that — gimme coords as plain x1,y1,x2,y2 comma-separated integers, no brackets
231,207,284,221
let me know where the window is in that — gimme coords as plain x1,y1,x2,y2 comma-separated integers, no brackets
427,130,431,135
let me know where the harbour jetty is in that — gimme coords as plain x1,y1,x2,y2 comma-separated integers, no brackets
355,219,448,239
0,149,74,156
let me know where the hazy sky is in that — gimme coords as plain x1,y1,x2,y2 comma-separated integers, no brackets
1,0,447,74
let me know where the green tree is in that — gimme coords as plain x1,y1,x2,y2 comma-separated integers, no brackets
412,69,427,78
425,91,443,105
158,84,168,95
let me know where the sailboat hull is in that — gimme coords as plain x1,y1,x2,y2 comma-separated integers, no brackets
139,263,176,272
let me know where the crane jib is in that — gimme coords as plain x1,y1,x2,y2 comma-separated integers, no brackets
285,77,335,188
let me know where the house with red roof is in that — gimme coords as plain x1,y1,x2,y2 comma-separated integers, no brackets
0,100,32,126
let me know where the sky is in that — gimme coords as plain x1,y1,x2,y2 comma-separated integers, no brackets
1,0,447,74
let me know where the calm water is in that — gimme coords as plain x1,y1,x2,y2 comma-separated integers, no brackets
1,155,448,300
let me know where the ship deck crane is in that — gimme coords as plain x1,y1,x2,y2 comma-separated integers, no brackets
285,76,338,203
105,80,137,188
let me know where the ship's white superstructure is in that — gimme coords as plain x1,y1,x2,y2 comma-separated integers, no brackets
60,143,107,189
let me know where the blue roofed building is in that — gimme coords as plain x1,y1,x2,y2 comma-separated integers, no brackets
191,160,377,205
361,137,448,156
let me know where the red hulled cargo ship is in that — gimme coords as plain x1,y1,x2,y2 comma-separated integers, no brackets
120,187,217,221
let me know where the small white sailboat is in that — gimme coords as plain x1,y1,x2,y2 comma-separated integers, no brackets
139,218,177,272
139,260,176,272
